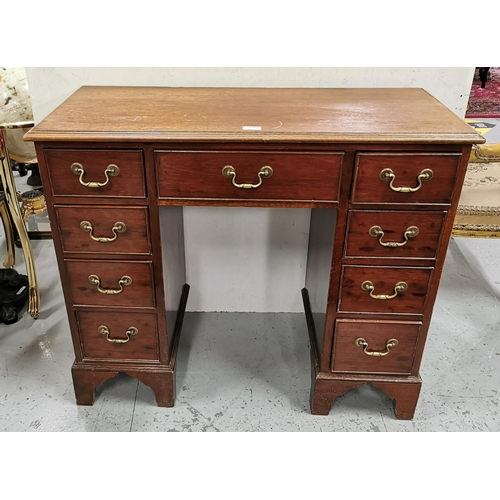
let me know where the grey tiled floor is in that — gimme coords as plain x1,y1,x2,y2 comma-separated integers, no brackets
0,236,499,431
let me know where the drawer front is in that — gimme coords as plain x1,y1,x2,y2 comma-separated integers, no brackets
345,210,446,259
156,151,343,202
338,265,432,315
55,206,151,255
352,153,461,204
331,319,421,374
65,260,155,307
45,149,146,199
76,310,159,362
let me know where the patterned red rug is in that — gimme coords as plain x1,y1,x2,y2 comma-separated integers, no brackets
466,67,500,118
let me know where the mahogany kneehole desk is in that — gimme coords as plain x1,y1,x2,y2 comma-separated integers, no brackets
26,87,484,419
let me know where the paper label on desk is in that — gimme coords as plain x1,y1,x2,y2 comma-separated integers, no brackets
242,126,261,130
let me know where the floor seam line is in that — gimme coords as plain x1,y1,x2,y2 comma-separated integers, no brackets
129,381,140,432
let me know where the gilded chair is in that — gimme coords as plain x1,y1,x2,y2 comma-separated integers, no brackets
453,143,500,238
0,121,40,318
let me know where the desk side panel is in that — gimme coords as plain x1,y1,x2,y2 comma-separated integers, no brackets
305,208,337,356
158,207,187,355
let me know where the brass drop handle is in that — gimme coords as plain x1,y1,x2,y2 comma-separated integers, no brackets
369,225,419,247
71,162,120,188
379,168,433,192
354,337,399,357
80,221,126,243
361,280,407,300
88,274,132,294
222,165,273,189
99,325,138,344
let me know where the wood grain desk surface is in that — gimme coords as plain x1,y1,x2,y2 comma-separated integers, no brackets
26,87,484,144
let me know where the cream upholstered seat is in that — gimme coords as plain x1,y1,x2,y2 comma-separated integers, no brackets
453,143,500,238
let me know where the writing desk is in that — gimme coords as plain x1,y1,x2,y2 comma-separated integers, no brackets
26,87,483,419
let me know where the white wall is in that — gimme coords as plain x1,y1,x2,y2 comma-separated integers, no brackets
26,67,475,312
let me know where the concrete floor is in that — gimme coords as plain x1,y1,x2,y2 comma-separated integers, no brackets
0,234,499,431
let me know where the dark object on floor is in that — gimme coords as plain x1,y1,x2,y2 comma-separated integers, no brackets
27,163,42,188
478,67,490,88
0,268,29,324
12,160,28,177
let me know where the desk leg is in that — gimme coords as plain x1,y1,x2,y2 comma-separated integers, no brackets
71,365,119,406
71,364,176,407
311,377,363,415
311,375,422,420
372,380,421,420
128,370,175,407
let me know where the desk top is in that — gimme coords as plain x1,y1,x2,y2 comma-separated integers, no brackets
25,86,483,144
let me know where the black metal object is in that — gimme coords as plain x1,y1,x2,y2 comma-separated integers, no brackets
0,268,29,324
27,163,42,188
478,67,490,89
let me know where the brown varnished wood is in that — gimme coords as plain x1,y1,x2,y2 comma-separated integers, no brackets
318,150,357,372
71,364,175,407
156,151,343,202
371,380,421,419
76,310,160,362
311,375,422,419
34,142,86,363
311,379,362,415
158,207,187,356
65,259,155,308
345,210,446,260
338,265,433,315
24,87,483,144
30,140,470,153
44,149,146,199
331,319,422,374
143,146,173,365
158,198,339,209
71,366,119,405
410,144,474,375
304,209,337,357
131,369,175,407
55,205,151,255
68,288,190,406
28,88,484,418
352,153,461,205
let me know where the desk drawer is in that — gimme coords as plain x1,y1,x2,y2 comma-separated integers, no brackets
55,206,151,255
65,259,155,307
338,265,432,315
156,151,343,202
76,310,159,362
352,153,461,205
345,210,446,259
45,149,146,199
331,319,421,374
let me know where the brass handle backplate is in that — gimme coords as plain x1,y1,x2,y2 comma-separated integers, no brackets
71,162,120,188
98,325,138,344
361,280,407,300
222,165,273,189
88,274,132,294
379,168,433,193
354,337,399,357
80,220,126,243
369,225,419,247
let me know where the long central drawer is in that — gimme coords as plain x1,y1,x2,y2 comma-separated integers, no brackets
155,151,344,202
